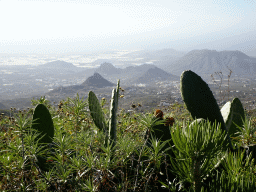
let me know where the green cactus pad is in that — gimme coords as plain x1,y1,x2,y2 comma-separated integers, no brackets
32,104,54,144
221,98,245,138
181,70,225,129
180,70,234,151
88,91,108,133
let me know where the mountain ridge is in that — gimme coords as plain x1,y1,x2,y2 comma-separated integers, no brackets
162,49,256,77
38,60,78,69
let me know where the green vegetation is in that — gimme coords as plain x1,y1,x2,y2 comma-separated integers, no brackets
0,71,256,191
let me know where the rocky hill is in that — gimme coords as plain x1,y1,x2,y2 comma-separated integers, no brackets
80,72,115,88
131,67,179,85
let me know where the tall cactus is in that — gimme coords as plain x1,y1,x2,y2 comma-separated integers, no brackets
108,80,120,148
221,97,245,138
88,80,120,147
180,70,235,152
31,103,54,171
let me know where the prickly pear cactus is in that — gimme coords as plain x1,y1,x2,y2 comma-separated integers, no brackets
88,91,108,134
32,103,54,144
180,70,234,151
108,80,120,147
88,80,120,147
221,98,245,138
32,103,54,171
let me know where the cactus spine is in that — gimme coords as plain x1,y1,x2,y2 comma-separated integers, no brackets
221,97,245,138
180,70,234,152
88,80,120,147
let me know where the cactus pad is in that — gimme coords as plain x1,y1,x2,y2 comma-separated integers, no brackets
32,103,54,144
221,98,245,138
180,70,227,131
180,70,234,151
88,91,108,133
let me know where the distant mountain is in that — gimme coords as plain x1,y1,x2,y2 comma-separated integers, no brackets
93,63,158,84
95,62,157,77
91,62,180,85
124,64,156,74
36,60,82,75
81,72,115,88
39,60,78,69
132,67,179,84
95,62,122,75
46,63,161,96
163,49,256,77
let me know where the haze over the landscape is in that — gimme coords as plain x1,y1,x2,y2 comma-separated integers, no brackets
2,2,256,190
0,0,256,56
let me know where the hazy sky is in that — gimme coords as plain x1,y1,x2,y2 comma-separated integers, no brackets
0,0,256,53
